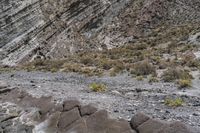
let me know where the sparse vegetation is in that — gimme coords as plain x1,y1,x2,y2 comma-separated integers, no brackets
22,59,65,72
0,66,16,73
178,79,192,88
136,76,144,81
89,83,107,92
162,68,193,82
186,59,200,68
164,98,184,107
132,60,156,76
21,23,200,84
148,76,159,83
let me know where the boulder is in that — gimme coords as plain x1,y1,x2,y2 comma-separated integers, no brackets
61,118,87,133
137,119,168,133
130,112,150,129
86,110,136,133
80,104,97,116
156,121,193,133
86,110,109,133
58,107,81,129
63,100,81,111
33,111,61,133
106,119,137,133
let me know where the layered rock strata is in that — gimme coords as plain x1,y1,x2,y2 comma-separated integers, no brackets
1,0,200,66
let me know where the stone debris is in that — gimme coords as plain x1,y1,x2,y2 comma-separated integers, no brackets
0,88,196,133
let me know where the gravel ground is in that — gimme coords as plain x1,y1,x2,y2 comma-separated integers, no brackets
0,71,200,131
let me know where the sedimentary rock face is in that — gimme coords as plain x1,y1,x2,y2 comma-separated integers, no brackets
0,0,132,66
0,0,200,66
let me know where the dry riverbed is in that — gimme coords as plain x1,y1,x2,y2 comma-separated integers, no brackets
0,71,200,132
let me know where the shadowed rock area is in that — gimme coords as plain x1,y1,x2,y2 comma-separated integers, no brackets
0,81,198,133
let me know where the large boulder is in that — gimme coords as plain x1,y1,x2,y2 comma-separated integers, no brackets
80,104,98,116
137,119,168,133
131,113,194,133
85,110,136,133
61,118,87,133
130,112,150,129
58,107,81,129
63,100,81,111
156,121,194,133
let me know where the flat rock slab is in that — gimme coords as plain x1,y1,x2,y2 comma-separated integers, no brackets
58,108,81,129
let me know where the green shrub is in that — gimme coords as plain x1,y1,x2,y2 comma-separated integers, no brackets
89,83,107,92
178,79,191,88
62,63,82,72
136,76,144,81
134,43,148,50
187,59,200,68
0,66,16,73
158,60,169,69
148,76,159,83
81,67,103,77
109,61,125,76
32,59,45,66
162,68,193,82
164,98,184,107
132,60,156,76
98,59,114,70
23,59,65,72
80,56,93,65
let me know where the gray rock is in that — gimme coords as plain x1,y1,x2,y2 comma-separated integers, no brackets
58,107,81,129
62,118,87,133
189,32,200,45
0,81,8,89
80,104,97,116
19,96,55,115
130,112,150,129
85,110,109,133
156,121,193,133
0,88,11,94
137,119,168,133
106,119,137,133
20,108,42,125
33,111,61,133
16,125,33,133
63,100,81,111
0,0,131,66
86,110,136,133
0,81,10,94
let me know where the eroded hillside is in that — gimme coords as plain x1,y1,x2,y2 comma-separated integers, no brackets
1,0,200,66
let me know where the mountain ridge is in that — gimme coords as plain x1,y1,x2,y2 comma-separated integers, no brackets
0,0,200,66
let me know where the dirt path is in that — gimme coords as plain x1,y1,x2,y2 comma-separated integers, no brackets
0,71,200,131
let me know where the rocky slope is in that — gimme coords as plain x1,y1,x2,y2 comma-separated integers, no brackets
1,0,200,66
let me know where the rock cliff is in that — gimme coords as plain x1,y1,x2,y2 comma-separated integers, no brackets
0,0,200,66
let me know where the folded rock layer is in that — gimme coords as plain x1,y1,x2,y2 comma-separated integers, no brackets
0,0,200,66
